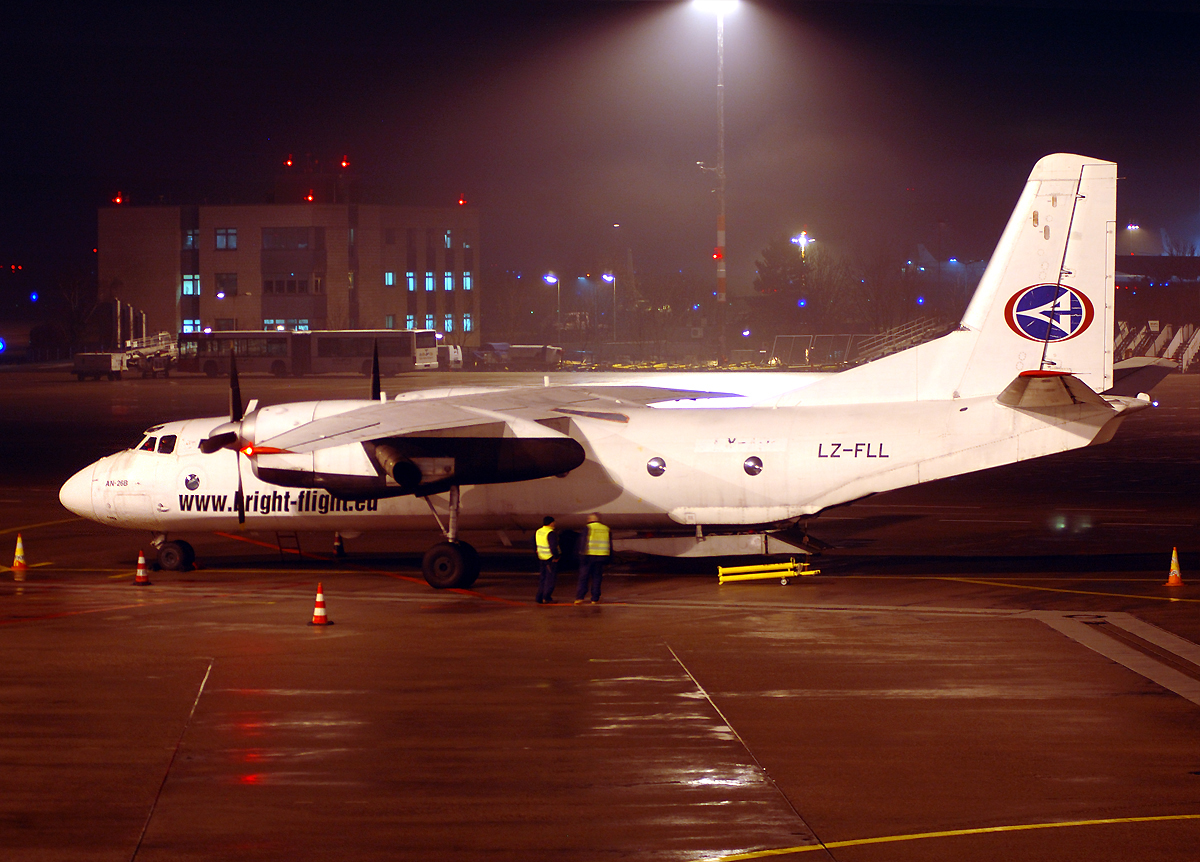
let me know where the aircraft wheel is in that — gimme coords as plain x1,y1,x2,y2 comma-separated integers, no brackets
157,541,188,571
176,540,196,568
422,541,479,589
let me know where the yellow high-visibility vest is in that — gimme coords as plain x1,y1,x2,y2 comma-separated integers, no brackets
584,521,610,556
535,525,554,561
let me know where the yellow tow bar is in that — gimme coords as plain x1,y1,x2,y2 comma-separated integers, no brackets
717,557,820,586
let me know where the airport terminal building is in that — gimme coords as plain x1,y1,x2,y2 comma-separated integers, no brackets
97,178,481,346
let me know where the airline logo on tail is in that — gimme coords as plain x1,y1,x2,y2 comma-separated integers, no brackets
1004,284,1095,342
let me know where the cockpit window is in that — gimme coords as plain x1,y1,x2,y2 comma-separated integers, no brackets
138,437,157,452
157,435,177,454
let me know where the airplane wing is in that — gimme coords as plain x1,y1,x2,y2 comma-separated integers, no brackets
257,384,738,453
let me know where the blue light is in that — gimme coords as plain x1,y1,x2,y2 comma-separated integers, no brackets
917,296,925,305
797,298,806,308
692,304,700,310
741,329,751,337
29,292,38,302
948,258,957,264
0,337,5,353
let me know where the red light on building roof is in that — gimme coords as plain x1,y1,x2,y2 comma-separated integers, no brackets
305,190,314,202
458,196,466,206
285,154,293,167
341,156,349,168
113,192,123,204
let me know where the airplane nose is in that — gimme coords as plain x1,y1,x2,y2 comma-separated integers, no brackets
59,464,96,519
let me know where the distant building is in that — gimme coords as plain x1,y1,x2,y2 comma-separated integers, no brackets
98,178,481,346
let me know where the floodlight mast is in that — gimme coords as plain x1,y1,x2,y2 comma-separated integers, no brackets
695,0,737,363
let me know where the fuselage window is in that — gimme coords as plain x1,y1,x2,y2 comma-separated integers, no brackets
157,435,177,454
138,437,157,452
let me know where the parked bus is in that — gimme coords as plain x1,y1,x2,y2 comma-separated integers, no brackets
177,329,440,377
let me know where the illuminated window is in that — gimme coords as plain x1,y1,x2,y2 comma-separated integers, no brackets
406,271,415,291
385,271,395,287
463,272,472,291
425,313,434,330
444,230,452,249
463,312,473,332
444,314,454,332
183,229,199,250
444,272,453,291
406,314,415,329
182,318,201,332
183,275,200,295
425,271,434,291
215,228,237,250
385,314,395,329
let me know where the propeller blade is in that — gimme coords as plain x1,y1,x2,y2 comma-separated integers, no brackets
235,453,246,525
229,352,244,423
199,430,238,454
371,340,381,402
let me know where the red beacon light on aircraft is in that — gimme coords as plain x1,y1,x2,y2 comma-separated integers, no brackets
305,190,314,202
341,156,349,168
458,196,466,206
284,154,294,167
113,192,123,205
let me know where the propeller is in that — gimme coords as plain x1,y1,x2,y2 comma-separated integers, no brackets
198,352,250,523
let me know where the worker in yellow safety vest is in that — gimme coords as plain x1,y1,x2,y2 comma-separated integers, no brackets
574,512,610,604
534,516,560,604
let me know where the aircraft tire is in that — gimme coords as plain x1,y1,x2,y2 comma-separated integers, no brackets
158,541,188,571
422,541,479,589
176,540,196,568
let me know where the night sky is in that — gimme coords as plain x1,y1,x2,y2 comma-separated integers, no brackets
2,1,1198,304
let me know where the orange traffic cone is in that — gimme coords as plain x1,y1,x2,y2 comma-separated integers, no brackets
11,533,27,571
308,582,332,626
134,550,152,586
1165,547,1184,586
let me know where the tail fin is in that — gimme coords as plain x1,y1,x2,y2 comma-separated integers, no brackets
769,153,1116,408
954,153,1116,397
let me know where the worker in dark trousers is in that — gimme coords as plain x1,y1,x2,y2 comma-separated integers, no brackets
574,512,610,604
534,516,560,604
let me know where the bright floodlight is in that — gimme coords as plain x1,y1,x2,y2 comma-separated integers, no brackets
601,273,615,283
694,0,738,14
543,273,558,285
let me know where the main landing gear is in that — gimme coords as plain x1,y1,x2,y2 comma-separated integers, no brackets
421,486,480,589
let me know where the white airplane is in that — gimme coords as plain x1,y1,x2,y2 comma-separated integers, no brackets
60,153,1152,588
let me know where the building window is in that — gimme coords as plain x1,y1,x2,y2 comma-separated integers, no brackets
215,273,238,298
444,229,452,249
314,277,323,294
385,314,395,329
425,271,434,291
406,271,415,291
463,312,473,333
182,318,201,333
216,228,237,250
263,318,310,331
215,318,236,331
425,313,434,330
444,272,454,291
183,275,200,296
463,272,472,291
444,313,454,332
385,271,395,287
406,314,415,329
183,229,199,250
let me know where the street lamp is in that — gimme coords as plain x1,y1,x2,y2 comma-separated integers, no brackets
543,273,560,334
790,230,814,261
694,0,738,364
601,272,616,344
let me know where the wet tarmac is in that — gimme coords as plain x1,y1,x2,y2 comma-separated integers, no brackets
3,367,1200,860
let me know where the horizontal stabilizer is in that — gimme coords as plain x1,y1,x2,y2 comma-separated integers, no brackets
996,371,1108,409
